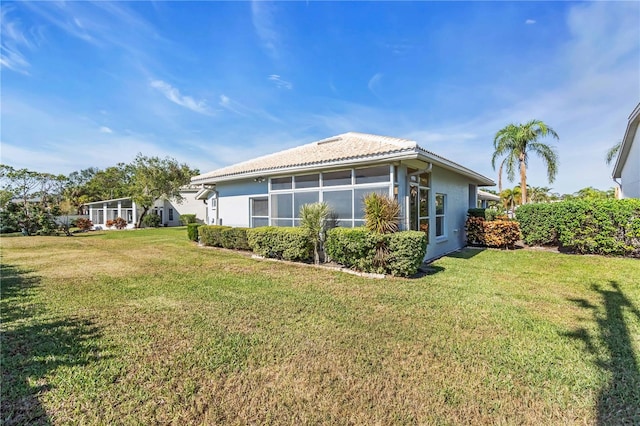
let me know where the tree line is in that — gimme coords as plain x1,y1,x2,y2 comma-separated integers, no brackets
1,154,198,234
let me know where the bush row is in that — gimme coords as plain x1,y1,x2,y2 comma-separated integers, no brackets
324,227,427,276
246,227,311,261
187,223,201,242
199,225,251,251
467,208,501,221
193,225,428,277
465,217,521,249
516,200,640,257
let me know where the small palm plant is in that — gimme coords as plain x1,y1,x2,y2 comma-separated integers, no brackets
363,193,400,269
299,202,332,264
363,193,400,234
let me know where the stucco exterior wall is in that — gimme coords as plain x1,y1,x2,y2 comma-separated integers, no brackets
621,129,640,198
163,191,208,226
215,179,268,227
425,166,471,261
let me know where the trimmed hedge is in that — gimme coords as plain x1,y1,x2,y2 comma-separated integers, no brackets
187,223,201,242
199,225,231,247
325,227,428,277
246,227,312,262
221,227,251,251
465,217,520,249
467,208,500,221
516,200,640,257
325,227,379,272
180,214,198,225
386,231,428,277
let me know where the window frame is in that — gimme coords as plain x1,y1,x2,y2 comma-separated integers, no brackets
435,193,446,240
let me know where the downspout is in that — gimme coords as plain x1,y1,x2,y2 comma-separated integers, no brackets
612,177,622,199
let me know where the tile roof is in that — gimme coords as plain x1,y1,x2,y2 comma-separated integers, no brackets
192,131,494,185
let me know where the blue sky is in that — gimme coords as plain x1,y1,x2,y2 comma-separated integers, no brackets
1,1,638,194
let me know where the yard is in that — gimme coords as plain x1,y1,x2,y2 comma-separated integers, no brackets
2,227,639,424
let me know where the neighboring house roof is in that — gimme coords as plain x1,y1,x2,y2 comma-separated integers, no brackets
613,102,640,179
84,197,132,206
478,189,501,202
192,132,494,186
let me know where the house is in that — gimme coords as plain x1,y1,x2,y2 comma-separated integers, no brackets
191,132,494,261
85,186,207,229
613,102,640,199
477,189,501,208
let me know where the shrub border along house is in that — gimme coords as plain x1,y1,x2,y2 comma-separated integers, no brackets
195,224,428,277
516,199,640,257
465,208,521,249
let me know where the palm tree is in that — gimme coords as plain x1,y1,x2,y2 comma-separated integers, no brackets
500,186,522,213
492,120,559,205
528,186,552,203
605,141,622,166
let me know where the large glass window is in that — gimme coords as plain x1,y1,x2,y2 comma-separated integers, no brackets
436,193,446,237
323,190,353,227
270,193,292,221
295,174,319,189
323,170,352,187
271,177,292,190
294,191,319,218
354,187,390,221
251,197,269,227
409,171,430,240
355,165,390,184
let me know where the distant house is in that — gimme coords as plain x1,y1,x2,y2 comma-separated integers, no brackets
477,189,501,208
191,132,494,261
613,103,640,199
84,186,206,229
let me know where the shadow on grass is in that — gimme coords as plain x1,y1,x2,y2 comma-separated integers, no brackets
1,264,105,426
447,247,486,260
565,281,640,424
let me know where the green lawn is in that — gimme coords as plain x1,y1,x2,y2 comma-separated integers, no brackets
2,227,639,424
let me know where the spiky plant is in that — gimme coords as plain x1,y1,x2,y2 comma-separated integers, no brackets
299,202,332,264
363,193,400,234
363,193,400,270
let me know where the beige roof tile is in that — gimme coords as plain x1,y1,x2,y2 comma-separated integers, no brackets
193,132,418,181
192,131,494,186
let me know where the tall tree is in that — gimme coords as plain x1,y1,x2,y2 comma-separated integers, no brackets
129,154,199,228
492,119,559,205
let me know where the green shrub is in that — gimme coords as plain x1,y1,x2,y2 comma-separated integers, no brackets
386,231,428,276
221,227,251,250
187,223,201,242
325,227,379,272
325,228,427,276
180,214,197,225
467,208,486,219
468,208,500,221
142,213,162,228
199,225,231,247
247,227,311,261
517,200,640,257
515,203,558,245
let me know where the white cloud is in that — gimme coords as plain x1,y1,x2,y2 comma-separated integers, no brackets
251,1,281,58
0,6,36,73
368,73,383,97
150,80,214,116
525,19,536,25
268,74,292,90
99,126,113,134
